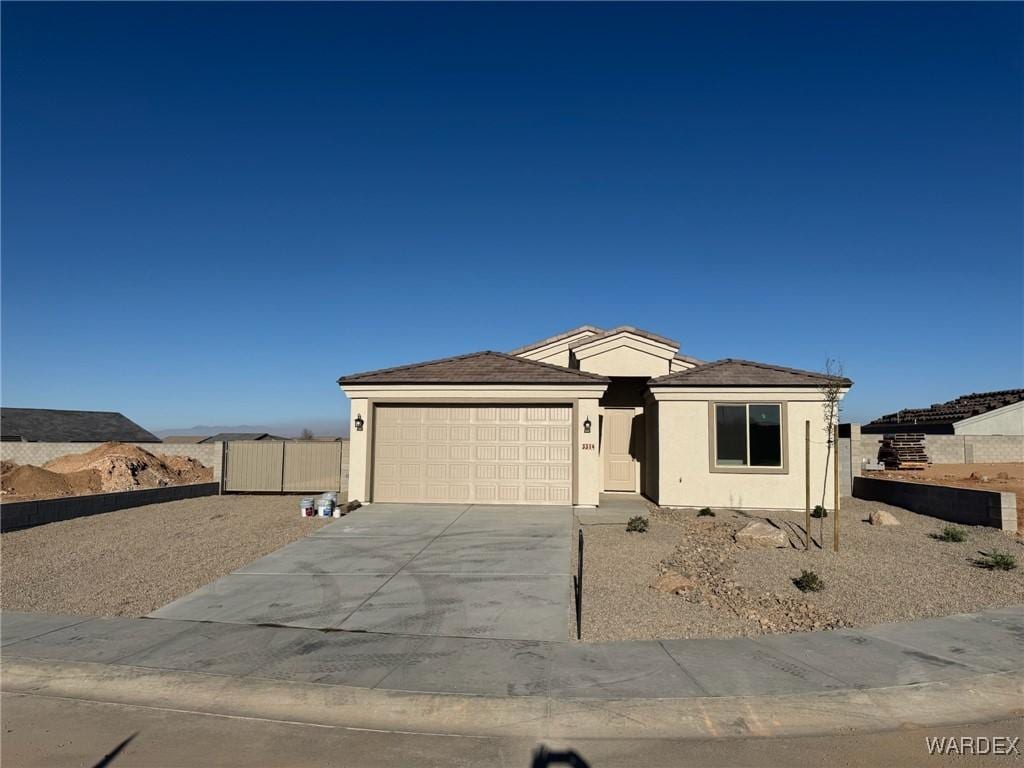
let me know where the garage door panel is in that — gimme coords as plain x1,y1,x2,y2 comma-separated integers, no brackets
372,405,573,505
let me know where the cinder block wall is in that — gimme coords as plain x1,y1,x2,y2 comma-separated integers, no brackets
854,433,1023,468
0,442,224,484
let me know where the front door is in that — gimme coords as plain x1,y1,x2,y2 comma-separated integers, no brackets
603,408,637,492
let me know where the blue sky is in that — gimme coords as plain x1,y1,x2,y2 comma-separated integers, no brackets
3,2,1021,434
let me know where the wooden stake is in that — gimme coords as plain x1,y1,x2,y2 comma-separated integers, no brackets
833,422,841,552
805,420,811,550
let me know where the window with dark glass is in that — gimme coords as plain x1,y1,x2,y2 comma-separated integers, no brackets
715,403,782,468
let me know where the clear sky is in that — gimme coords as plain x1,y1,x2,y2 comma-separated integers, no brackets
3,2,1021,434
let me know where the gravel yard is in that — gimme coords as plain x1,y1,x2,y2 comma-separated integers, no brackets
575,497,1024,642
1,495,331,617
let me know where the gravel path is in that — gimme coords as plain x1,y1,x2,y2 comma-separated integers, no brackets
1,495,332,617
575,498,1024,642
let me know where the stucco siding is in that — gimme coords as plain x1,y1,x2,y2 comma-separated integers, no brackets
954,401,1024,436
654,393,837,511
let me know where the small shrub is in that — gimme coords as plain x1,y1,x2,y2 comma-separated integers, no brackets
810,505,828,519
697,507,715,517
974,550,1018,571
626,515,649,533
935,525,967,543
793,569,825,592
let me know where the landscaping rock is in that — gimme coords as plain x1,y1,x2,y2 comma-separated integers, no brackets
650,572,696,594
735,521,787,548
869,509,901,526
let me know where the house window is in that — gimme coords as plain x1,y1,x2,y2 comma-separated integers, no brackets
714,403,782,468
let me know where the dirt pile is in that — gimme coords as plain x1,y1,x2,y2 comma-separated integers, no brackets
656,517,846,634
1,443,214,501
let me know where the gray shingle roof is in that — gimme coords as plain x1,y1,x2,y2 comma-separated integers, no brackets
338,351,609,385
0,408,161,443
649,359,853,388
568,325,680,350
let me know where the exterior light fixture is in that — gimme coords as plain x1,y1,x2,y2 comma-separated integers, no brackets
583,417,592,434
354,414,364,432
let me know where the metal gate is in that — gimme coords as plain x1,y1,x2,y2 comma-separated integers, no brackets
224,441,349,494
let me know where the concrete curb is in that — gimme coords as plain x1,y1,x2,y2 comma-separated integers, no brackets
4,658,1021,739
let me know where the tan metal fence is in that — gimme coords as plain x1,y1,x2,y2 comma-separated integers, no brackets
224,441,349,495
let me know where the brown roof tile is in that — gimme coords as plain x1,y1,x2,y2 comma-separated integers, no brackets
568,325,680,350
338,351,610,385
508,325,603,355
649,359,853,388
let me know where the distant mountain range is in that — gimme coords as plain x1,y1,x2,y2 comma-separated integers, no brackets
155,420,347,439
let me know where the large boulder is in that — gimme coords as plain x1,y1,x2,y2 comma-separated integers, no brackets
735,521,787,548
869,509,900,526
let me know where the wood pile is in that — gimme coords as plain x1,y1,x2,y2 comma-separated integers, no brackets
878,433,929,470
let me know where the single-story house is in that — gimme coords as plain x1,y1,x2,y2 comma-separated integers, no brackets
199,432,286,443
863,389,1024,436
338,326,851,510
0,407,160,443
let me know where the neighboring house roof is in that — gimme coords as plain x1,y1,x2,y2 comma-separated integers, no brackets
864,389,1024,431
649,359,853,388
338,351,610,385
508,325,603,355
200,432,285,442
0,407,161,443
568,325,680,350
160,435,210,444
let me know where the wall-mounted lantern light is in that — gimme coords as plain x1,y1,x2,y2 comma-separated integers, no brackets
583,417,592,434
354,414,365,432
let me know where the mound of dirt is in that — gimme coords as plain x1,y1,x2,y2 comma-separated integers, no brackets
158,454,214,484
43,442,210,494
1,443,215,501
2,464,72,498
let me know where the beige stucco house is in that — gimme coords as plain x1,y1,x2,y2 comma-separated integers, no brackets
339,326,851,511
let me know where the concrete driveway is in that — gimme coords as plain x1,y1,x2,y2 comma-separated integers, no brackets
150,503,572,642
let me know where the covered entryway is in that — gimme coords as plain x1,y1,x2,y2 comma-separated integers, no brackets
372,405,572,505
603,408,640,491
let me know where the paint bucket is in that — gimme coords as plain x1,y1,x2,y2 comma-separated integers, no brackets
300,498,315,517
317,497,335,517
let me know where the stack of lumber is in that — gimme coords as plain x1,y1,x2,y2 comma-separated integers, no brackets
878,434,929,470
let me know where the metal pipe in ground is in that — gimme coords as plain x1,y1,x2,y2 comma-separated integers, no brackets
576,529,584,640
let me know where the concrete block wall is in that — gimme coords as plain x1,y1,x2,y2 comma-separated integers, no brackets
851,432,1022,472
853,476,1017,532
0,442,224,485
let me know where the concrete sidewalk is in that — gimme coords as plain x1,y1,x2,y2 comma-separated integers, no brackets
147,503,573,641
2,606,1021,738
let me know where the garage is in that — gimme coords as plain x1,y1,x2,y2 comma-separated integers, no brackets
339,350,608,506
372,404,572,504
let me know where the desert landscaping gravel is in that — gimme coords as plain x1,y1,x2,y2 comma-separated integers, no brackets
1,495,331,617
575,497,1024,642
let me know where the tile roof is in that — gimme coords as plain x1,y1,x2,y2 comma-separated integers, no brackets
865,388,1024,430
338,351,610,385
649,359,853,388
568,325,680,350
0,408,161,443
508,325,604,355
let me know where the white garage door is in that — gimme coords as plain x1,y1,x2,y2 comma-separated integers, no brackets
372,405,573,505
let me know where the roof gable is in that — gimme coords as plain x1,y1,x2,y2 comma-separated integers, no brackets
0,407,161,443
509,325,604,356
649,359,853,388
338,351,609,385
568,326,679,352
